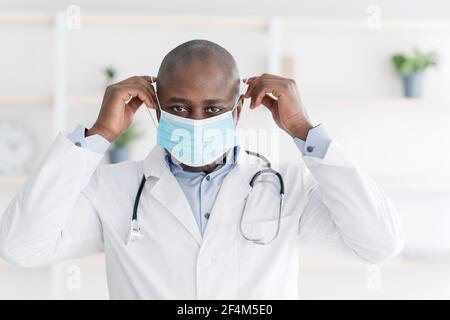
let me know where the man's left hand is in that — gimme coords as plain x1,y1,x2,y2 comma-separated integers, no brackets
243,73,313,140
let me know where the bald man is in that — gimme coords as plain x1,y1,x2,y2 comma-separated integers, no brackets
0,40,404,299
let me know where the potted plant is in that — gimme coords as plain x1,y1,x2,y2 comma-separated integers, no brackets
104,65,117,87
391,49,438,98
108,123,142,164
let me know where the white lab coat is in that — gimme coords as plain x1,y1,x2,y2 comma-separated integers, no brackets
0,133,404,299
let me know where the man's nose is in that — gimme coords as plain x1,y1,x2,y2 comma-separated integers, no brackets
189,109,206,120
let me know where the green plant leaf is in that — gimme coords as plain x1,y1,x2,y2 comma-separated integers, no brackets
391,49,438,76
104,65,116,80
113,123,143,148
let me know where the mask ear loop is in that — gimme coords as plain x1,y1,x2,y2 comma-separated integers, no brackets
147,76,161,129
233,78,249,123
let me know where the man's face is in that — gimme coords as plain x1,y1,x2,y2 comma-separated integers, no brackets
156,59,242,121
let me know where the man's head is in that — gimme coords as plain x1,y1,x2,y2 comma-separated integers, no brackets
156,39,243,121
155,40,243,173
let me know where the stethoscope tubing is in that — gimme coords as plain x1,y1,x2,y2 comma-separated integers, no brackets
130,150,284,245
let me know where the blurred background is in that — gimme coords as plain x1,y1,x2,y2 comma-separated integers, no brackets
1,0,450,299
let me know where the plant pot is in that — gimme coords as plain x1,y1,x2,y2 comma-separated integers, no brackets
108,146,130,163
403,72,424,98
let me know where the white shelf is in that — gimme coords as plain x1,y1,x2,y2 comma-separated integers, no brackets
0,94,52,106
373,175,450,192
67,94,103,107
0,11,52,26
0,174,28,186
299,251,450,268
2,11,450,32
0,93,102,107
305,98,450,110
2,95,450,109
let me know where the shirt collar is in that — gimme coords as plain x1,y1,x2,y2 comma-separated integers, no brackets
164,145,240,177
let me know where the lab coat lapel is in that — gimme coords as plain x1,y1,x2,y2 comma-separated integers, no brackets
142,146,202,245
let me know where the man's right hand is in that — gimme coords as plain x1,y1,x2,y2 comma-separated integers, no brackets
86,76,157,142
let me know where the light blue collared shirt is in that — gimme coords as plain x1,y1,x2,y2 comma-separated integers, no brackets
164,146,239,236
292,124,332,159
68,123,332,236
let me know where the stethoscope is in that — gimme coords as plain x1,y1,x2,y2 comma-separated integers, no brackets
127,149,285,245
126,77,285,245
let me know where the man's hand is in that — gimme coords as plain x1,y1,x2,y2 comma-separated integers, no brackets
243,73,313,140
87,76,157,142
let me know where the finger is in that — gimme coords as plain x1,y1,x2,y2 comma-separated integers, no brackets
119,84,156,110
142,75,157,83
119,76,141,85
249,79,285,109
132,77,159,107
252,90,276,110
244,73,286,87
125,76,153,88
261,95,280,122
127,97,143,113
133,81,158,109
121,76,153,90
245,78,281,106
259,73,285,80
243,76,258,84
243,75,269,98
127,94,156,113
244,78,260,98
135,77,156,96
261,95,277,110
244,76,270,99
133,82,157,109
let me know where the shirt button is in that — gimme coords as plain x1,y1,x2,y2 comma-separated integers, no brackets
306,146,315,153
204,213,210,219
205,175,210,181
75,142,82,147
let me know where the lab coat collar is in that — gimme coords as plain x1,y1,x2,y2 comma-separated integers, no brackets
142,145,202,244
142,145,168,180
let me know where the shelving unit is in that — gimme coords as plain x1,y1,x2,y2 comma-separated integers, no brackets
1,10,449,136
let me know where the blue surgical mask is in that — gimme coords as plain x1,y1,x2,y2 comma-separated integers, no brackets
150,80,247,167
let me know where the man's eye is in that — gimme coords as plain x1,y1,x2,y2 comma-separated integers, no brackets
171,105,188,113
205,106,222,114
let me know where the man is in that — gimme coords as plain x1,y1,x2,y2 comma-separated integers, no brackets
0,40,404,299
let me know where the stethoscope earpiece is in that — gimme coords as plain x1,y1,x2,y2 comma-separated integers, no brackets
145,76,161,129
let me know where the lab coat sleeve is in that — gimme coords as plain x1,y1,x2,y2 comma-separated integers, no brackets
295,139,405,264
0,133,105,267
